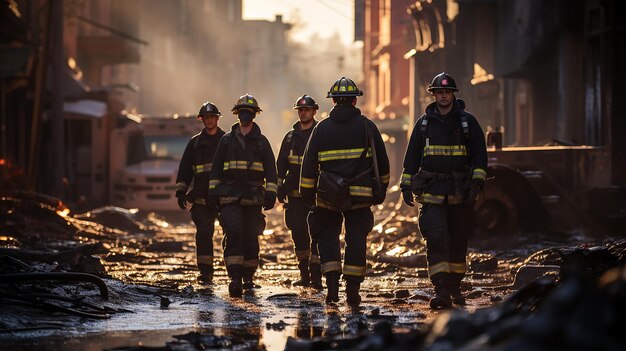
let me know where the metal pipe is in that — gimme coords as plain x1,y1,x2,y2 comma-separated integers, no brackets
0,272,109,300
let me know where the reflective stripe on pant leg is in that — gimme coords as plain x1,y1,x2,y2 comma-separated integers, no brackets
242,205,262,273
419,203,452,281
191,205,215,259
308,208,343,270
448,204,470,279
343,207,373,283
286,198,312,256
321,260,342,274
220,204,245,259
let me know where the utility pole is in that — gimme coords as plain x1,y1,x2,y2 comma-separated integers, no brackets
50,0,64,198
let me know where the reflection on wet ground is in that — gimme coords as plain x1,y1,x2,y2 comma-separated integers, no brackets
1,193,624,350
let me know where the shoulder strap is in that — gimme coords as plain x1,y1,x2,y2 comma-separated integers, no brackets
365,118,381,184
460,114,470,140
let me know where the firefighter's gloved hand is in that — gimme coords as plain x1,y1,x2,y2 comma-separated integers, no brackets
176,193,188,210
263,193,276,211
402,189,415,207
465,179,483,205
277,185,287,203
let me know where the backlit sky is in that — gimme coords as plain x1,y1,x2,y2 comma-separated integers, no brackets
242,0,356,45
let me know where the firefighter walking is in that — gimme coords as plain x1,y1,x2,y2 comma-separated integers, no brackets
277,95,322,289
175,102,225,283
401,72,488,309
209,94,277,298
300,77,390,304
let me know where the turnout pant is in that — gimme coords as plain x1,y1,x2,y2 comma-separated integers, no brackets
308,206,373,283
191,204,218,274
285,197,320,262
418,202,476,285
219,203,265,277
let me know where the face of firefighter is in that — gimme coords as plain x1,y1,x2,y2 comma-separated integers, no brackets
296,107,316,128
237,108,255,126
200,114,219,134
433,89,455,113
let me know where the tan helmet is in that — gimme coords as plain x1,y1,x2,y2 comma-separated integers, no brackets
326,77,363,98
231,94,262,114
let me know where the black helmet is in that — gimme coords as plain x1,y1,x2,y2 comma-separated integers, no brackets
326,77,363,98
293,95,319,110
197,101,221,117
427,72,459,92
231,94,262,114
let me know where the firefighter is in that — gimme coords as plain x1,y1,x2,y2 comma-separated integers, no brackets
175,101,225,283
208,94,277,298
277,95,322,289
400,72,488,309
300,77,390,304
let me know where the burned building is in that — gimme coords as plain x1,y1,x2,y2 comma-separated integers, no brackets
358,0,626,234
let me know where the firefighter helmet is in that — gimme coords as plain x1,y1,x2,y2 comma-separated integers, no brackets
197,101,221,117
293,95,319,110
427,72,459,92
231,94,262,114
326,77,363,98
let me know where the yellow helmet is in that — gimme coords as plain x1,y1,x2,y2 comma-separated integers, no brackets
231,94,262,114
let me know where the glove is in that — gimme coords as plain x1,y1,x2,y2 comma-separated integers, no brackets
465,179,483,205
263,192,276,211
277,185,287,203
176,191,188,210
402,189,415,207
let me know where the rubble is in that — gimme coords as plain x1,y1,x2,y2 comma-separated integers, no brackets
1,191,625,350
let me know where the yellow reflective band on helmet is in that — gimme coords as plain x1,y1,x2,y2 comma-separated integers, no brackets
175,182,188,191
318,148,371,162
224,255,244,266
473,168,486,181
343,264,366,276
265,182,277,193
428,261,451,277
401,173,412,186
349,186,373,197
321,261,342,273
193,163,212,174
223,161,264,172
300,177,316,188
450,262,467,274
288,154,303,165
380,173,390,184
423,145,468,157
208,179,220,189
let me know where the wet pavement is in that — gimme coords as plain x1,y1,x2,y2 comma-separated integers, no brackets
1,191,624,350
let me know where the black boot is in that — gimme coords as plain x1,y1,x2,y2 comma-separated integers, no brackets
325,272,340,304
228,265,243,298
346,281,361,305
449,274,466,305
242,267,259,289
197,263,214,284
429,275,452,309
293,260,310,286
309,263,323,290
